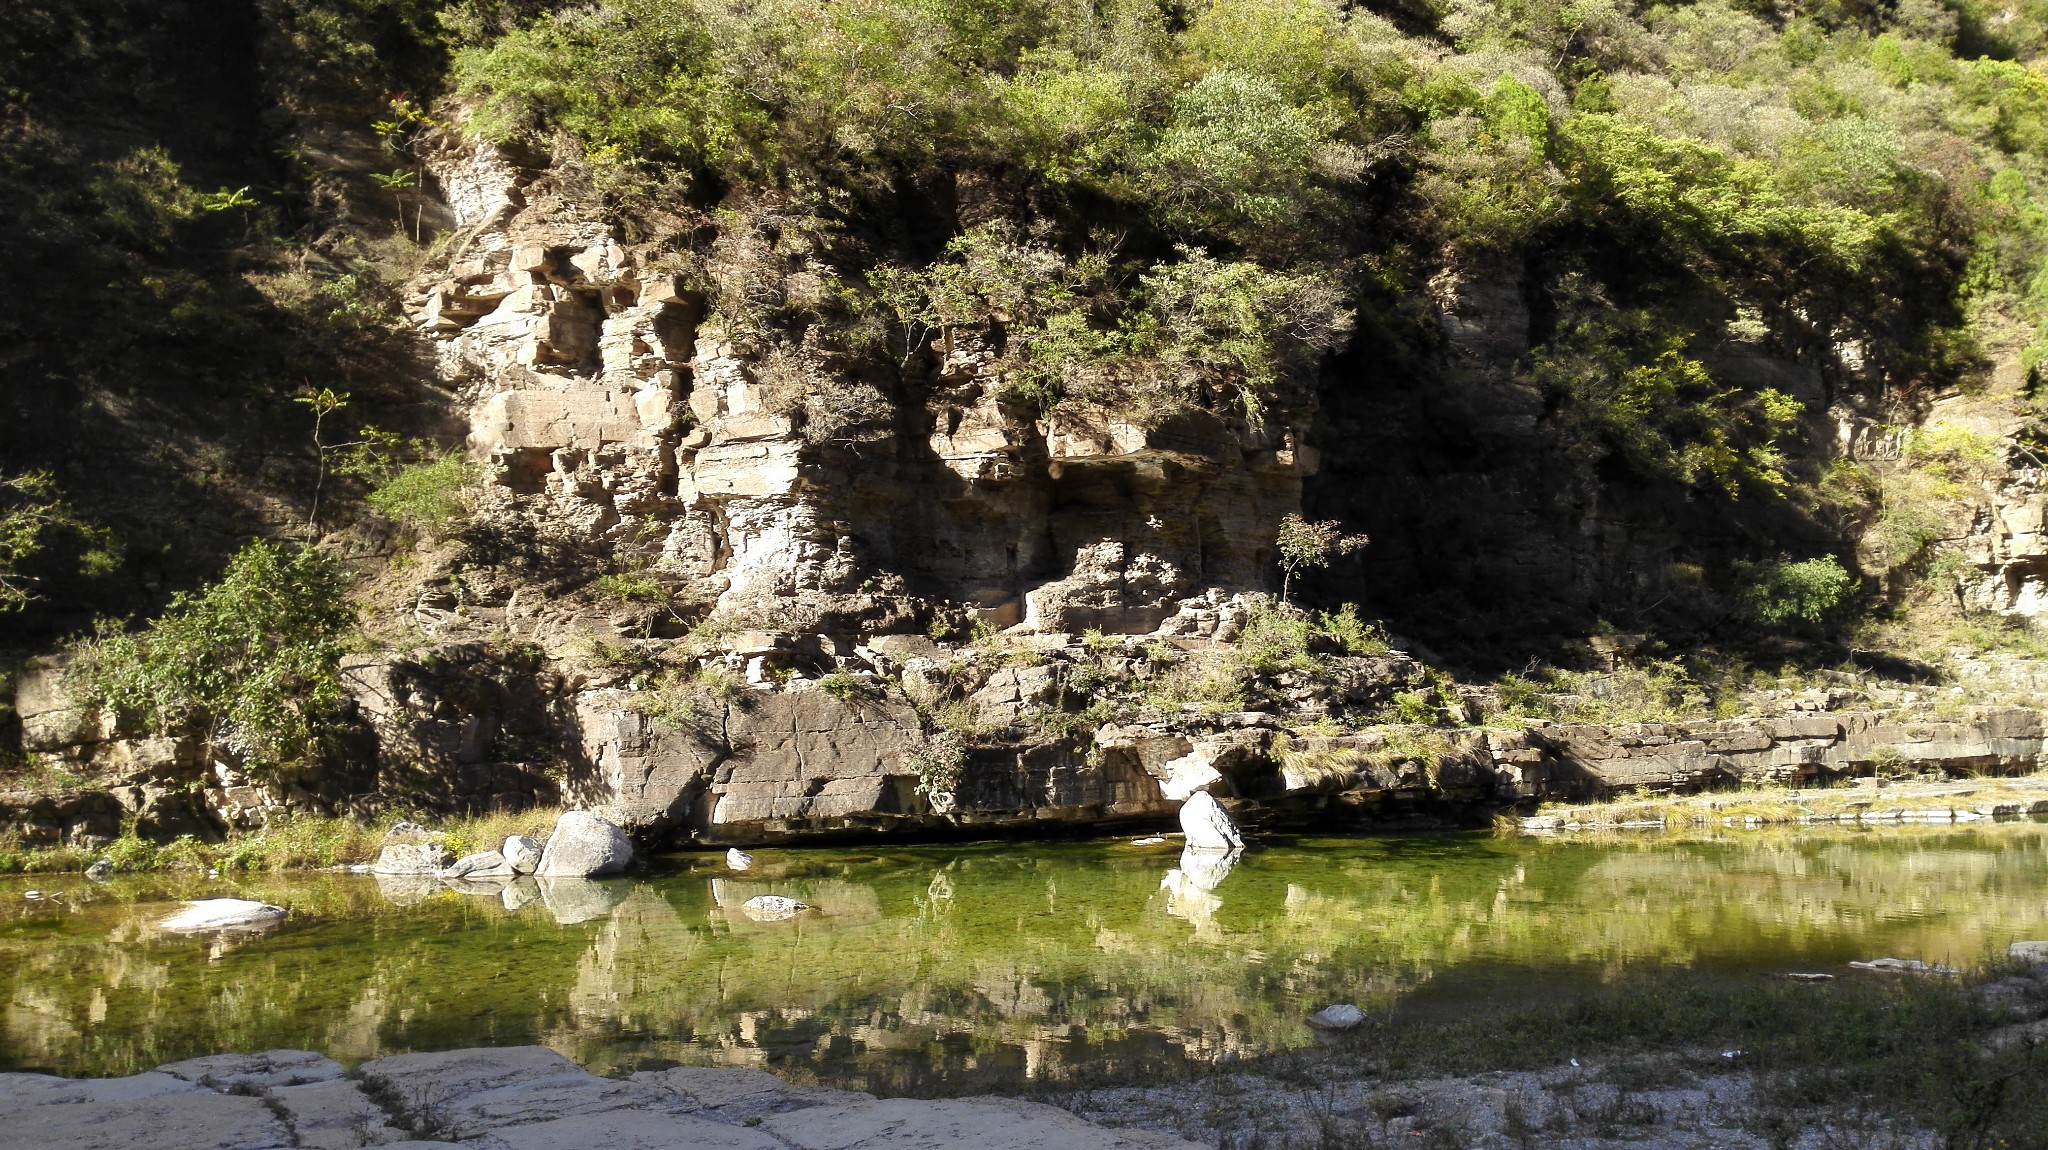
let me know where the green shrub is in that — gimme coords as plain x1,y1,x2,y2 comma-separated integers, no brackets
366,455,476,536
1,471,115,612
1742,555,1859,628
338,432,476,538
871,228,1347,428
1316,604,1390,656
595,572,667,603
74,540,355,773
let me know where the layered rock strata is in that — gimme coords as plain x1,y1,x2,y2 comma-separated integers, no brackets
409,136,1312,638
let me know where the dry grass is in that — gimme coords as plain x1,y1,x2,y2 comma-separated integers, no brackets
0,806,568,874
1518,773,2048,832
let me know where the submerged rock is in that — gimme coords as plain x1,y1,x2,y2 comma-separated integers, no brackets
1180,791,1243,851
742,895,808,921
158,899,286,933
1850,957,1959,974
1308,1004,1365,1030
503,835,542,875
536,810,633,878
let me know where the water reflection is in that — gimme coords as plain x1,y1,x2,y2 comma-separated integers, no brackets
5,824,2048,1093
1160,846,1240,928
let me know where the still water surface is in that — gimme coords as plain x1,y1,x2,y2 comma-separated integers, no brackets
4,824,2047,1093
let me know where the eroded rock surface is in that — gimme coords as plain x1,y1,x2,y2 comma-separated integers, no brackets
0,1046,1203,1150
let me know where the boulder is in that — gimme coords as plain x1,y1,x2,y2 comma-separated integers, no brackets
158,899,286,933
503,835,542,875
155,1049,344,1090
2010,940,2048,963
84,859,112,882
1179,791,1242,851
726,847,754,871
0,1076,287,1150
443,850,512,880
741,895,808,921
1308,1004,1365,1030
536,810,634,877
372,842,452,875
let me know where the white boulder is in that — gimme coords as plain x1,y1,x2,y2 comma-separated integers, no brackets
726,848,754,871
2009,940,2048,963
1179,791,1242,851
535,810,633,878
158,899,287,933
741,895,808,921
1308,1004,1365,1030
371,842,451,875
502,835,542,875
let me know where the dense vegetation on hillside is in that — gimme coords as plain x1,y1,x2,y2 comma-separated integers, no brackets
450,0,2048,436
3,0,2046,664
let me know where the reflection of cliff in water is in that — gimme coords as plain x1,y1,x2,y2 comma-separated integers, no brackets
5,825,2048,1089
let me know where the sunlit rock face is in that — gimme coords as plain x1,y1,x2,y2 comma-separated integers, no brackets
413,137,1312,638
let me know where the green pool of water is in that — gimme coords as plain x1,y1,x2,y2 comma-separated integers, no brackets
5,823,2048,1093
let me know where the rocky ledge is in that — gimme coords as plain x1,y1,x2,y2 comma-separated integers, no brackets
0,1046,1198,1150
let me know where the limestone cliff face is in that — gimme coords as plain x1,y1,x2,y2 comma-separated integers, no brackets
411,136,1311,639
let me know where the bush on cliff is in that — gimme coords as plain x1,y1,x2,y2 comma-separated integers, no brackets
75,540,357,775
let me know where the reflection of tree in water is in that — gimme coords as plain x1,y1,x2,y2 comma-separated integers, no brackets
5,825,2048,1088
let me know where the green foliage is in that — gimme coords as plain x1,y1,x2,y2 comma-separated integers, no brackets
908,728,968,801
1531,299,1802,495
1741,555,1859,628
0,472,114,612
1274,514,1368,601
1235,601,1317,675
337,431,477,537
74,541,356,773
628,665,741,737
818,670,877,705
1138,69,1340,246
1317,604,1390,657
595,572,667,604
873,227,1348,427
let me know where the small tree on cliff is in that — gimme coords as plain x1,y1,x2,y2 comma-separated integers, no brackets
76,540,356,774
1274,514,1368,604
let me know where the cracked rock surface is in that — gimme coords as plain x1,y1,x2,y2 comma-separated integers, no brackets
0,1046,1201,1150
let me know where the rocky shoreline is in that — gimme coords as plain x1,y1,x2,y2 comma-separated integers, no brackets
0,1046,1200,1150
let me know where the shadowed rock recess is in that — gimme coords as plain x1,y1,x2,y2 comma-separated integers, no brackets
0,1047,1201,1150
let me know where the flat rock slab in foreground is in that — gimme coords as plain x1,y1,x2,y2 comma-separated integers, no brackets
0,1046,1201,1150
